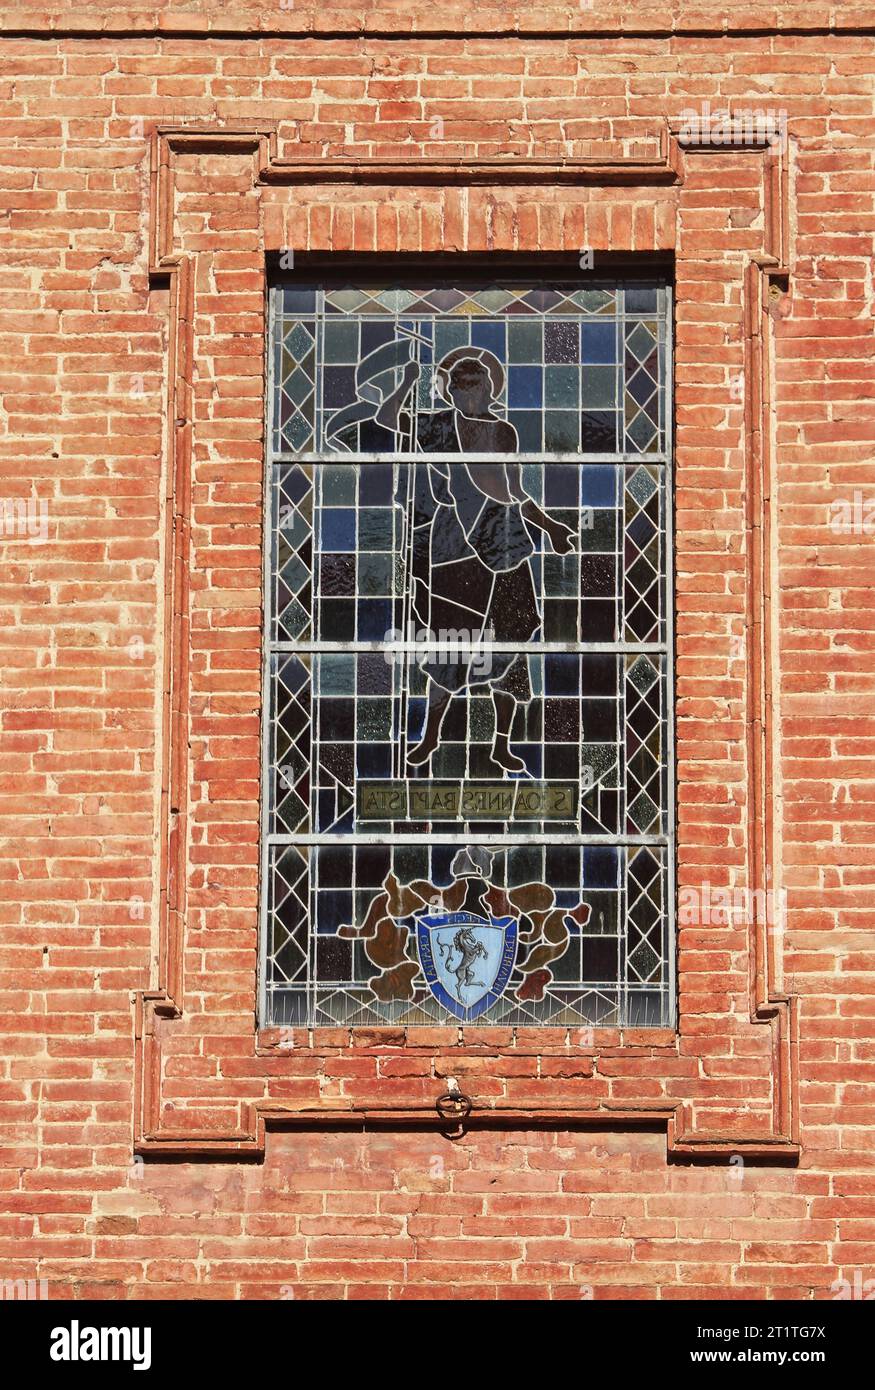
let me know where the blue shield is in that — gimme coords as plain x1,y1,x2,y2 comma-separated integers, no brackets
417,911,518,1023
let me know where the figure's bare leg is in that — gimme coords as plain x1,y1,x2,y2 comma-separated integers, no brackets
490,690,526,774
408,684,451,766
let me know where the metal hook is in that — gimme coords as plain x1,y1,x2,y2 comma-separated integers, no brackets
435,1088,472,1141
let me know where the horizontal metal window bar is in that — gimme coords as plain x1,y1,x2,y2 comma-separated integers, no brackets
271,451,668,466
268,640,668,654
267,832,673,847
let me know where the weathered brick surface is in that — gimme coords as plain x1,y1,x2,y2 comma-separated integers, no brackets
0,7,874,1299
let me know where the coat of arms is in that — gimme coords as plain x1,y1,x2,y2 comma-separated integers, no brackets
417,910,518,1022
338,846,591,1022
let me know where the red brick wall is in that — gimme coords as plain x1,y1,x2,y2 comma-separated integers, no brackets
1,4,874,1300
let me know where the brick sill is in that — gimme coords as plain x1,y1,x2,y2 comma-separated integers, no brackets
256,1025,679,1056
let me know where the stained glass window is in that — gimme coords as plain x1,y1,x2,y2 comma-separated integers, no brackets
261,278,674,1028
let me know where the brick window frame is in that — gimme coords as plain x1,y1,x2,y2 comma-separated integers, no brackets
136,123,799,1161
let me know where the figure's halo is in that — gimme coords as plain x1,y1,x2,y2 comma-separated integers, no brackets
435,347,505,406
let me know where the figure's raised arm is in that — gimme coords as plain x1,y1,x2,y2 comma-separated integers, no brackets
374,359,419,433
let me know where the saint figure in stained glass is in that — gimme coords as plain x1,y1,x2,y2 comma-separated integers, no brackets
369,344,576,771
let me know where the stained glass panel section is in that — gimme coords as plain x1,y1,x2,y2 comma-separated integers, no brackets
265,841,669,1028
272,282,668,458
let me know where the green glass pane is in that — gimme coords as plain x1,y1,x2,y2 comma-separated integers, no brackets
582,366,618,409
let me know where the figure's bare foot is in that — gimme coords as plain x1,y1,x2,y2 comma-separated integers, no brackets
490,737,526,775
407,735,439,767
